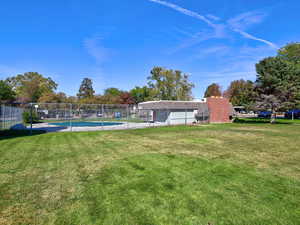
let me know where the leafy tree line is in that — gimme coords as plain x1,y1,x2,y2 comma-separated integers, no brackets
0,67,195,104
1,42,299,111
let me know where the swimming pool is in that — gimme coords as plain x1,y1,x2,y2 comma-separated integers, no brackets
49,121,123,127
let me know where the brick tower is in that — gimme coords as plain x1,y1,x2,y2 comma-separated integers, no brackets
206,97,232,123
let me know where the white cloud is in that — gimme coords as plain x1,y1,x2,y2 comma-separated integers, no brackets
227,11,278,48
168,29,219,54
227,11,266,30
83,36,112,64
201,45,230,55
190,44,277,97
148,0,278,49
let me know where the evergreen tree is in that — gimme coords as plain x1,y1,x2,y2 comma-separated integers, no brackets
77,78,95,99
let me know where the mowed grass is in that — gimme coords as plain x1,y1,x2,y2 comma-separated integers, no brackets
0,123,300,225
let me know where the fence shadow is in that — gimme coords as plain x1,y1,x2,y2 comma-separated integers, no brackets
0,129,46,141
31,126,68,132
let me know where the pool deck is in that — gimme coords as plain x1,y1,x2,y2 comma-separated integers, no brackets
29,121,168,132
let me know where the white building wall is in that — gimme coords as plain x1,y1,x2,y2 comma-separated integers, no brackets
167,110,196,125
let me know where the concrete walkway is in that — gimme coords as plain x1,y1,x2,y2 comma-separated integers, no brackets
29,121,168,132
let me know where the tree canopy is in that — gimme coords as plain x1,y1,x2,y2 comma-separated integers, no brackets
147,67,194,101
224,79,254,108
39,92,67,103
255,42,300,111
130,86,152,104
0,80,15,103
77,78,95,100
204,83,222,98
104,88,122,97
6,72,57,103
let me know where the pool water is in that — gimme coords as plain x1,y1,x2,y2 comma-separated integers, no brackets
49,121,123,127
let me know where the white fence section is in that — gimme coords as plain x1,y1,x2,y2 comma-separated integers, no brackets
0,105,24,130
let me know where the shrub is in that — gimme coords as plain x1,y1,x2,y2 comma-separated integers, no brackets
23,111,39,124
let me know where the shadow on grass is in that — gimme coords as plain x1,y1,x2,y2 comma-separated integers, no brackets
233,117,292,125
0,129,46,141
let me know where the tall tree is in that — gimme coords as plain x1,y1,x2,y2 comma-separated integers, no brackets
204,83,222,98
130,86,153,104
147,67,194,100
77,78,95,100
224,79,255,108
6,72,57,102
255,52,300,111
0,80,15,103
254,43,300,122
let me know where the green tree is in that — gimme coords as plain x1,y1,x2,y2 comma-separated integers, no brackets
255,56,300,111
101,88,123,104
204,83,222,98
224,79,255,108
278,42,300,64
147,67,194,100
77,78,95,100
104,88,122,97
0,80,15,103
130,86,153,104
38,92,67,103
6,72,57,102
254,43,300,122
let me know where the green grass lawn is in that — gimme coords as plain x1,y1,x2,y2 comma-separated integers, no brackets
0,123,300,225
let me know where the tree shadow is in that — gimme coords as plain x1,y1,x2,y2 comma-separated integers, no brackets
0,129,46,141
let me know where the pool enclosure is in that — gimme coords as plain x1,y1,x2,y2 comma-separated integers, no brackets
1,97,231,132
0,105,24,130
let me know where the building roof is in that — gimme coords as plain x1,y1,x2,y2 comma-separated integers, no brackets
138,100,208,111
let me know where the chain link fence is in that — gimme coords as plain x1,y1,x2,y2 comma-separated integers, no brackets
0,105,24,130
22,103,209,132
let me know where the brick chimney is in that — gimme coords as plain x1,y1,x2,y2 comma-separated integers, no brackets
206,96,232,123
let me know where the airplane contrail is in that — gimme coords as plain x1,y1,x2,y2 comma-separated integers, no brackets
148,0,278,49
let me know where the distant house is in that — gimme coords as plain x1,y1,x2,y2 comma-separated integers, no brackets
138,97,232,125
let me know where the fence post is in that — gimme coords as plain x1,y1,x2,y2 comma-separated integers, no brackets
185,109,187,125
69,103,72,132
127,105,129,129
1,105,3,130
101,105,104,129
30,103,33,135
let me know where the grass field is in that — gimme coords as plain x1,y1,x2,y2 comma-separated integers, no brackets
0,123,300,225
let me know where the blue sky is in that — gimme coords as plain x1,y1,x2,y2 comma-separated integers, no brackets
0,0,299,98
